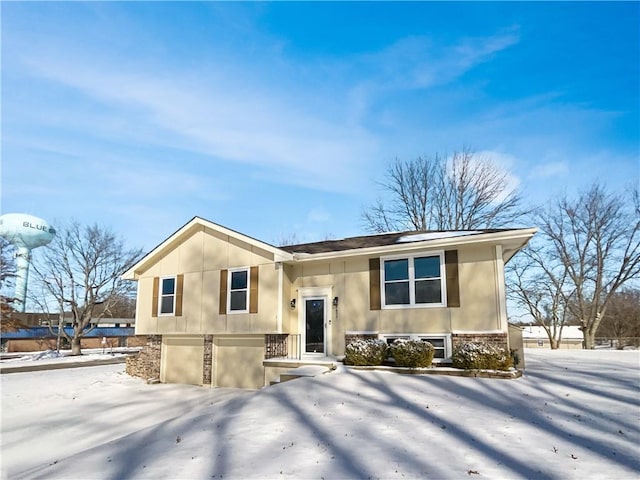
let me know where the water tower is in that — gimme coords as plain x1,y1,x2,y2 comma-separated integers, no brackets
0,213,56,312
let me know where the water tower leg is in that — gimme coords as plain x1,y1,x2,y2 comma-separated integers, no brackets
14,247,31,313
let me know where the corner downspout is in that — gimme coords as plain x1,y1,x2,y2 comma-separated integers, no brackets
495,245,508,331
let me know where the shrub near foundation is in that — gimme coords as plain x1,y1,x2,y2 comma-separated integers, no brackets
344,339,388,366
390,339,435,368
452,342,513,371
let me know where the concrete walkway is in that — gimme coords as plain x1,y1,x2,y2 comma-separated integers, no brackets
0,355,127,374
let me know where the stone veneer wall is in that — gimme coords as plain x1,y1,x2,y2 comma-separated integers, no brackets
125,335,162,380
202,335,213,385
451,332,508,350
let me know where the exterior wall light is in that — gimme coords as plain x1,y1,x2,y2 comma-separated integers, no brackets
290,299,296,309
333,297,339,307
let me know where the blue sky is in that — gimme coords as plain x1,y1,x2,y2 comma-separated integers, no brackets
2,2,638,252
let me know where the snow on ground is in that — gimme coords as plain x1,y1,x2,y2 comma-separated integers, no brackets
1,349,639,479
1,348,138,367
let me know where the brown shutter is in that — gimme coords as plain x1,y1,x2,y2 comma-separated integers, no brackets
219,269,228,315
175,274,184,316
152,277,159,317
249,266,259,314
369,257,381,310
445,250,460,308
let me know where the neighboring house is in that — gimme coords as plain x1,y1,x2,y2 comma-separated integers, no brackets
521,325,584,349
0,312,139,352
123,217,536,388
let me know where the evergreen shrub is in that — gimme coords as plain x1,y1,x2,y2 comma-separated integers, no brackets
389,339,434,368
452,342,513,370
344,339,388,366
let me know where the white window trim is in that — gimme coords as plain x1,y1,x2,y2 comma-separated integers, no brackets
158,276,177,316
227,267,250,314
297,286,334,357
379,333,452,362
380,251,447,309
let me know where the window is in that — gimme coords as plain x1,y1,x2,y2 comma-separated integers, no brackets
383,335,410,346
152,274,183,317
381,253,444,308
381,334,451,362
418,336,446,359
159,276,176,315
219,267,259,315
228,268,249,313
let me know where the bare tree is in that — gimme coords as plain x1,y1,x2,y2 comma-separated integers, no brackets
273,232,336,247
595,288,640,348
31,222,143,355
507,245,573,349
96,293,137,319
511,184,640,349
362,149,523,232
0,238,24,332
273,232,302,247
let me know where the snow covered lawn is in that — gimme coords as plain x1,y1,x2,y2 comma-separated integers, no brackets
2,349,638,479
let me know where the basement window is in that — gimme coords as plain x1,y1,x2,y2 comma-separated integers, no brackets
380,333,451,362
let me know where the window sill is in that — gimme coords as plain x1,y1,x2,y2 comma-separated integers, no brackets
381,303,446,310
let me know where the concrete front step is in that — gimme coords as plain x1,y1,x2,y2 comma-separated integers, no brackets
273,365,333,385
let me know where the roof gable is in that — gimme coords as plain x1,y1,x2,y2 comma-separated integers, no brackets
123,218,537,280
122,216,292,280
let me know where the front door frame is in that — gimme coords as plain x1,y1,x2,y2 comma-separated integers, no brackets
297,286,333,357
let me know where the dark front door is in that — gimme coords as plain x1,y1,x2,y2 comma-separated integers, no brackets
305,298,325,354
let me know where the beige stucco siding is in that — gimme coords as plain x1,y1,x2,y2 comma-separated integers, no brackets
135,228,281,336
124,218,535,389
287,243,504,355
160,336,204,385
213,335,265,389
134,275,156,334
282,264,297,334
448,244,500,331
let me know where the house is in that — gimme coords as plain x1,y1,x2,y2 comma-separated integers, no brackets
0,312,140,352
122,217,536,388
521,325,584,349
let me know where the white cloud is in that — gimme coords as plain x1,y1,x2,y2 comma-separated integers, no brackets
342,30,520,130
17,48,377,194
307,207,331,224
470,150,522,202
6,7,526,204
529,161,570,179
358,29,520,91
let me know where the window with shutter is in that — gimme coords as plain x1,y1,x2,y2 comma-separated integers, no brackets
223,267,256,314
152,277,159,317
175,274,184,316
219,270,228,315
158,276,177,315
249,266,259,314
378,251,451,309
369,258,381,311
445,250,460,308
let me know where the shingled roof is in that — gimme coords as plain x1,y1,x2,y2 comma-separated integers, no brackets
280,229,510,254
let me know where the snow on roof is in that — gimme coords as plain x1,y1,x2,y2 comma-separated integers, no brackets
521,325,584,339
282,228,511,254
396,231,483,242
